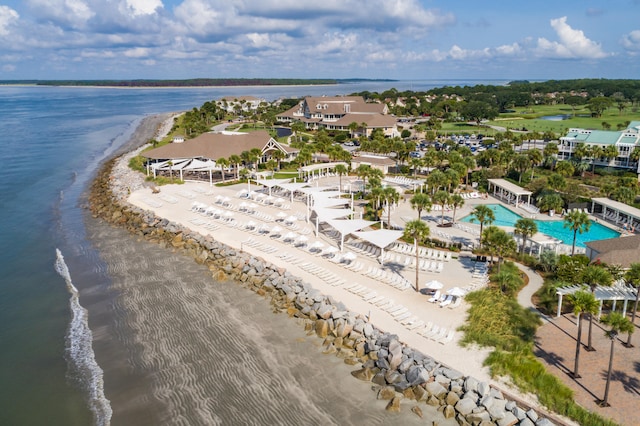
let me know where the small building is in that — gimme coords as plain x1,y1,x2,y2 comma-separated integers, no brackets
585,234,640,269
351,155,396,175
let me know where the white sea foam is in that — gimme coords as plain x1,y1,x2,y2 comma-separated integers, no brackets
55,249,112,426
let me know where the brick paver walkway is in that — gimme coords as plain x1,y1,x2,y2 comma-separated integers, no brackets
535,313,640,426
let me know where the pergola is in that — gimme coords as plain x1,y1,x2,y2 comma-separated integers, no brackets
556,283,638,318
591,197,640,229
487,179,532,208
298,162,349,180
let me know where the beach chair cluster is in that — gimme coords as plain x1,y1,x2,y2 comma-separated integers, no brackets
453,223,480,236
347,242,382,259
460,192,481,200
417,322,456,345
363,267,412,290
242,237,278,254
383,176,422,187
293,260,349,287
428,292,463,309
390,243,452,262
519,203,540,214
142,197,163,208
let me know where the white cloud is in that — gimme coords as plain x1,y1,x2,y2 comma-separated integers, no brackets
536,16,608,59
621,30,640,52
124,0,163,16
0,5,19,36
26,0,95,29
123,47,150,57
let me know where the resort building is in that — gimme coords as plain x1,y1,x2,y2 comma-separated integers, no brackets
557,122,640,175
585,234,640,269
277,96,399,138
216,96,266,113
142,130,298,181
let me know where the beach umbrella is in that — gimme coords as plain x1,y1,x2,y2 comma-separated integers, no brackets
286,215,297,224
248,203,258,212
222,196,231,205
425,280,444,290
258,224,270,234
239,201,248,210
245,220,256,229
322,246,338,256
447,287,466,297
271,225,283,235
309,241,324,252
342,251,357,261
277,211,288,220
273,198,283,206
283,232,298,242
224,211,234,219
265,195,275,204
214,195,223,203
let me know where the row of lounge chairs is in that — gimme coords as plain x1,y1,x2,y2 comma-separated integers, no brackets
363,267,412,291
390,243,452,261
459,192,481,199
427,292,463,309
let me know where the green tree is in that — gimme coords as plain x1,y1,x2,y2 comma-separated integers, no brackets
403,220,430,292
536,191,564,213
432,190,451,225
217,157,229,182
334,164,348,192
470,205,495,247
461,100,499,125
382,187,400,229
624,263,640,347
543,142,559,170
483,227,516,272
410,193,432,220
514,218,538,255
567,290,599,378
563,211,591,256
581,265,613,351
228,154,242,179
587,96,614,118
555,160,575,178
599,312,634,407
492,267,523,296
449,193,465,224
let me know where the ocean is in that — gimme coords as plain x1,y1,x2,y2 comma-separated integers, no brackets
0,81,502,425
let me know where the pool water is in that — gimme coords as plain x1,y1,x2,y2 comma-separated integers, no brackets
460,204,620,248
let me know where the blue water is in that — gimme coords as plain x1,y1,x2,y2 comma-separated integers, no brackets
460,204,620,248
0,80,509,425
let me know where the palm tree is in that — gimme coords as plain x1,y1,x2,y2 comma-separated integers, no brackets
410,193,432,220
624,263,640,347
527,149,543,180
403,220,430,292
514,218,538,255
603,145,619,171
334,164,348,192
563,210,591,256
355,164,372,195
493,268,523,296
543,142,559,170
432,190,450,225
471,205,495,247
272,149,286,170
482,227,516,272
227,154,240,180
567,290,599,378
589,145,603,173
581,265,613,351
555,160,575,178
599,312,634,407
449,194,465,224
217,157,229,182
382,187,400,229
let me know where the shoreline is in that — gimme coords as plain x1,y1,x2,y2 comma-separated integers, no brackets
86,114,567,425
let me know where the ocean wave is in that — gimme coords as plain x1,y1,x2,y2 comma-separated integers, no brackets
55,248,112,426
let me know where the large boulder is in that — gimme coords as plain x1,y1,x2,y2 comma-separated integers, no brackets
425,381,447,399
455,398,478,416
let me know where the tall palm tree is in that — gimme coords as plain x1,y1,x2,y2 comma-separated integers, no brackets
355,164,372,195
581,265,613,351
216,157,229,182
334,164,348,192
471,205,495,247
527,149,543,180
624,263,640,347
514,218,538,255
599,312,634,407
272,149,286,170
482,226,516,272
410,193,432,220
403,220,430,293
228,154,242,180
449,194,465,224
382,187,400,229
589,145,603,173
563,210,591,256
432,190,451,225
567,290,599,378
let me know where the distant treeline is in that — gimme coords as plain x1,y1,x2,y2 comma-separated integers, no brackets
0,78,349,87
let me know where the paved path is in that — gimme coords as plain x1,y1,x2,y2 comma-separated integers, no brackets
515,263,552,323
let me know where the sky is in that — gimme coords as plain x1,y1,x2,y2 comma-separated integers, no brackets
1,0,640,81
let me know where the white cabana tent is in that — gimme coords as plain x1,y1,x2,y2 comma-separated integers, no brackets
326,218,377,251
556,283,638,318
278,182,310,203
351,229,404,265
312,207,354,236
254,178,292,196
183,159,218,185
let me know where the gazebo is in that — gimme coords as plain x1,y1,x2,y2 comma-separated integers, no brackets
487,179,532,208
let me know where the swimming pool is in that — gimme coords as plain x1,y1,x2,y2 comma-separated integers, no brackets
460,204,620,248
